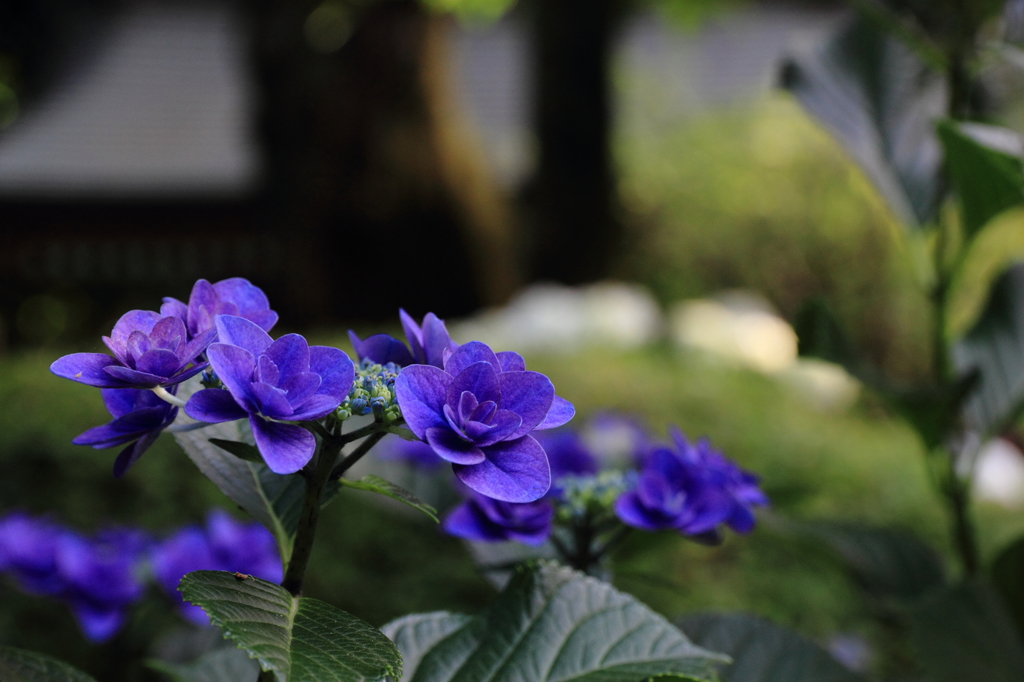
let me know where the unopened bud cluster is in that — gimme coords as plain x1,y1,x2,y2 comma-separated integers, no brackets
554,471,631,521
336,360,402,423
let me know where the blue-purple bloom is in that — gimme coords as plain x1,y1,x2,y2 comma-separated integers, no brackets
0,513,65,596
184,315,355,474
614,428,768,539
535,430,599,479
54,529,149,642
442,493,553,545
150,510,281,624
51,311,214,389
71,388,179,477
161,277,278,339
395,341,575,502
349,310,458,368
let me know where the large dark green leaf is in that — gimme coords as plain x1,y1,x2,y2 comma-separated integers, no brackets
149,646,259,682
380,561,725,682
796,521,945,603
991,535,1024,638
0,647,97,682
909,580,1024,682
952,262,1024,434
179,570,402,682
678,613,863,682
779,13,945,227
937,120,1024,240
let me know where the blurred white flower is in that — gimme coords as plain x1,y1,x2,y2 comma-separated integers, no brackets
973,438,1024,508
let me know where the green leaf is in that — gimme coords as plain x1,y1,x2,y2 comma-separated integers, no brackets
340,475,439,522
909,579,1024,682
991,536,1024,639
678,612,864,682
0,647,98,682
209,438,263,463
937,120,1024,241
148,646,259,682
952,262,1024,434
380,561,726,682
179,570,402,682
779,13,944,227
795,521,945,603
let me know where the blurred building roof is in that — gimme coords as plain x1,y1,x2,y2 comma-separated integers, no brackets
0,3,260,199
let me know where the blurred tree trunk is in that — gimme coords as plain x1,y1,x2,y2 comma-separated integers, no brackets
521,0,627,284
249,0,517,324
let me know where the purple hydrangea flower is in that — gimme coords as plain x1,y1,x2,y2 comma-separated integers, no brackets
150,510,281,624
394,341,575,502
54,529,150,642
349,310,458,368
534,430,599,479
375,434,445,470
51,311,214,389
71,388,179,477
161,277,278,339
184,316,355,474
442,493,553,545
0,513,64,596
614,428,768,538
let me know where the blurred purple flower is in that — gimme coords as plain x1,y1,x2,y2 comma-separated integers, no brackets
534,430,599,479
375,434,445,470
442,493,553,545
349,310,458,368
184,316,355,474
71,388,179,477
614,428,767,538
51,311,214,389
0,513,64,596
150,510,281,625
395,341,575,502
161,277,278,339
55,529,150,642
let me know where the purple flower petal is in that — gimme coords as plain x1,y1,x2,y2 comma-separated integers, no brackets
112,429,161,478
186,389,248,423
103,365,167,388
207,343,257,410
425,427,486,464
249,382,294,419
257,356,280,385
215,315,273,357
535,395,575,430
72,605,125,643
125,331,150,363
279,372,321,408
309,346,355,400
347,331,415,367
160,298,188,321
101,388,146,419
454,435,551,502
51,353,122,387
496,351,526,372
394,365,452,439
614,492,664,531
445,361,501,407
108,310,163,355
148,316,187,352
213,278,275,328
399,309,425,362
181,328,217,363
136,349,182,377
287,394,340,421
265,334,310,378
470,409,522,447
442,502,507,542
497,371,555,438
444,341,500,376
250,416,315,474
420,313,455,367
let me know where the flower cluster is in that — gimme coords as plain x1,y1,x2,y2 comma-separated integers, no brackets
336,359,402,423
441,417,768,556
51,278,279,476
0,509,279,642
349,309,458,368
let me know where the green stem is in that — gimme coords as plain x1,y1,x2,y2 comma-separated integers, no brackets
281,432,344,596
948,471,980,576
331,431,387,480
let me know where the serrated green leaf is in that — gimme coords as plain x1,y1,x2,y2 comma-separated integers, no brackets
180,570,402,682
678,612,864,682
210,438,263,463
0,647,98,682
937,120,1024,241
340,475,439,522
952,262,1024,434
795,521,945,603
381,561,725,682
779,13,944,227
991,535,1024,639
909,579,1024,682
148,646,259,682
